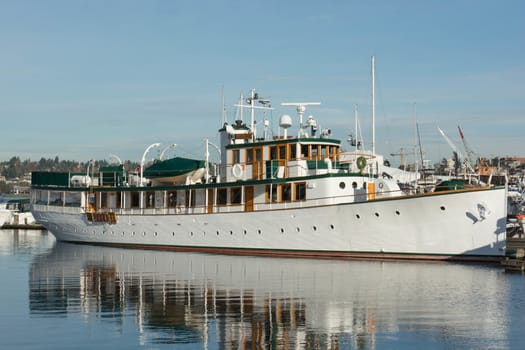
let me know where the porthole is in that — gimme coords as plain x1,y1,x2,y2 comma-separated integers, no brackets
172,232,175,236
296,227,300,232
356,214,360,219
339,182,346,189
440,206,446,211
230,230,233,235
243,229,247,235
122,232,125,236
329,224,335,230
154,232,158,236
258,229,262,234
352,182,358,189
375,212,380,217
216,230,220,235
280,228,285,233
190,231,194,236
313,225,318,231
132,232,136,236
143,232,146,236
395,210,400,215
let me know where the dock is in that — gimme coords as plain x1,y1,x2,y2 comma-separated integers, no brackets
1,223,45,230
502,237,525,272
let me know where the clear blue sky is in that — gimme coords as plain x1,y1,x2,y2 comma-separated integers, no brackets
0,0,523,166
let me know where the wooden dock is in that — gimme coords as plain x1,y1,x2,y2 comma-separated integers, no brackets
502,237,525,272
1,223,45,230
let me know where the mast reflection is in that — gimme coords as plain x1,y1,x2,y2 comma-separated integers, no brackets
29,242,506,349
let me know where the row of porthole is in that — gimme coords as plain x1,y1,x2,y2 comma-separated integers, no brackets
188,224,336,236
89,207,447,236
355,206,446,219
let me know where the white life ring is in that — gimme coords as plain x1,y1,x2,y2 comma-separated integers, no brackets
232,163,244,179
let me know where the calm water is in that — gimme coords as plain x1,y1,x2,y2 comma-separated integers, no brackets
1,229,525,349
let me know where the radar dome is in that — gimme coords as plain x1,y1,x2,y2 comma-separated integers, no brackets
279,114,292,129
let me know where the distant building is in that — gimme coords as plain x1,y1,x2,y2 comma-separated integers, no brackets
502,157,525,170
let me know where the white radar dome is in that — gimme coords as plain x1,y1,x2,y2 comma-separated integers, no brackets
279,114,292,129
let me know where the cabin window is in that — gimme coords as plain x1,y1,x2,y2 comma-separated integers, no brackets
65,192,81,207
232,149,240,164
282,183,292,202
100,192,108,208
49,191,63,206
185,189,196,207
231,187,242,204
116,192,122,209
146,191,155,208
35,191,48,205
266,184,279,203
217,188,227,205
295,182,306,201
168,191,177,207
131,192,140,208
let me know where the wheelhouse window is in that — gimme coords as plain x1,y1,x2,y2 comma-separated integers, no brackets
295,182,306,201
290,144,297,159
311,145,319,159
232,149,240,164
255,148,262,161
301,145,309,159
270,146,277,160
231,187,242,204
278,145,287,159
246,148,253,164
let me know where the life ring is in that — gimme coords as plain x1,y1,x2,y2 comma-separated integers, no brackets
356,156,367,171
232,163,244,179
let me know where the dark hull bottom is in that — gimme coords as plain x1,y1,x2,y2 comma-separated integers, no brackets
60,240,503,265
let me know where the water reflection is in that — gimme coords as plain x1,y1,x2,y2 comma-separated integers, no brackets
29,242,509,349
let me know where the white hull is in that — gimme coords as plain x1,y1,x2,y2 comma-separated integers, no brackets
32,186,507,261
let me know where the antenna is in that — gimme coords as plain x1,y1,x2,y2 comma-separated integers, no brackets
233,90,273,140
280,102,321,137
371,55,376,155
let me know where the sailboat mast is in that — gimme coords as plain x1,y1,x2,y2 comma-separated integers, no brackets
371,56,376,155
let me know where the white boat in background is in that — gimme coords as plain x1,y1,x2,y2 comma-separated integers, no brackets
0,198,37,228
29,82,507,262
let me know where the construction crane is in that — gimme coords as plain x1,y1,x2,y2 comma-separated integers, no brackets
390,148,406,169
437,126,476,174
457,125,477,170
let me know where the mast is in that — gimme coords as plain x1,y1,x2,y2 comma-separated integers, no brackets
371,55,375,155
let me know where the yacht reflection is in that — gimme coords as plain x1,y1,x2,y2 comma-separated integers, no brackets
29,242,507,349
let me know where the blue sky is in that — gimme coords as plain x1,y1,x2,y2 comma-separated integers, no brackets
0,0,523,166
